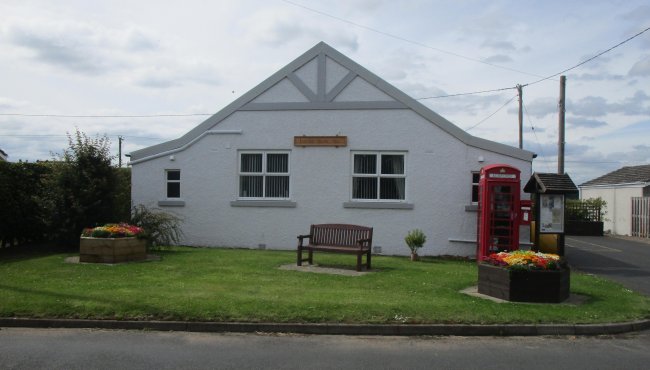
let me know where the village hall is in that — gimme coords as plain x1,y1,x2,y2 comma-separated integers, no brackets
129,42,534,256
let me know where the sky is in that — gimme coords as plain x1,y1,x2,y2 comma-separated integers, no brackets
1,0,649,185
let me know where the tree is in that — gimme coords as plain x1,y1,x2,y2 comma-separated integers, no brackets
46,130,117,246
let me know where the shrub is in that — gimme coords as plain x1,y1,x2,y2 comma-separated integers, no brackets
130,205,183,249
404,229,427,254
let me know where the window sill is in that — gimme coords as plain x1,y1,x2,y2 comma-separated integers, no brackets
158,200,185,207
343,202,414,210
230,200,297,208
465,204,478,212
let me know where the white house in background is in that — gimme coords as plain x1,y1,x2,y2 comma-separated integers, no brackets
579,164,650,235
0,149,7,161
129,42,534,256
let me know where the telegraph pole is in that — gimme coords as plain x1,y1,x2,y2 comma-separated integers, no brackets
118,136,123,168
517,84,523,149
558,76,566,174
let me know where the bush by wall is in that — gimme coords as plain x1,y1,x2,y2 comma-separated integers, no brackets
0,130,132,249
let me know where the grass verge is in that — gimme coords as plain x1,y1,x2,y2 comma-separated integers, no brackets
1,247,648,324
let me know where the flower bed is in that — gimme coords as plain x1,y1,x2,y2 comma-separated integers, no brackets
80,223,146,264
478,250,570,303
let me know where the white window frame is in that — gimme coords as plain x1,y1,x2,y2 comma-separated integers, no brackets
166,169,181,199
351,151,407,202
238,150,291,200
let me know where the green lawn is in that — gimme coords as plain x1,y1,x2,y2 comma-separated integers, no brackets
1,247,648,324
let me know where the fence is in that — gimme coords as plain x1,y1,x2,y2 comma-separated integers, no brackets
631,197,650,238
564,203,603,236
565,204,602,222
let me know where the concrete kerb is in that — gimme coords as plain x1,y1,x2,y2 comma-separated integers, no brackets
1,318,649,336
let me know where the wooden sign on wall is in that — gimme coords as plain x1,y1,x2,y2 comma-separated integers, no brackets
294,136,347,147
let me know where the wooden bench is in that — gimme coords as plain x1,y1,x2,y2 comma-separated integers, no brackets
297,224,373,272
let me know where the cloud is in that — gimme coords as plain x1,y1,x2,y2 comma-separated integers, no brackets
482,40,516,51
569,73,624,81
628,55,650,77
0,97,29,110
515,97,556,118
125,28,160,52
4,18,222,89
570,96,608,117
621,5,650,47
609,90,650,116
132,61,221,89
564,91,649,118
483,54,513,64
244,10,359,52
566,117,607,128
425,93,507,117
7,21,123,74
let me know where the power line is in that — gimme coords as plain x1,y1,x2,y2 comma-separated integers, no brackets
2,26,647,120
416,86,517,100
0,134,166,140
523,26,650,87
0,113,212,118
281,0,546,79
523,100,552,173
465,94,518,131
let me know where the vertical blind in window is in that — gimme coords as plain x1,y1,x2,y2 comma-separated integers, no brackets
352,153,405,201
239,152,289,199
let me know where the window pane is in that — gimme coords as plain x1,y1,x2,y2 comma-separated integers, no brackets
381,155,404,174
267,154,288,173
380,178,405,200
241,154,262,173
265,176,289,198
354,154,376,174
472,172,480,183
352,177,377,199
167,183,180,198
472,185,479,203
167,170,180,181
239,175,263,197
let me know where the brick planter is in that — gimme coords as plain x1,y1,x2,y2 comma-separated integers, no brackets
80,237,147,263
478,263,570,303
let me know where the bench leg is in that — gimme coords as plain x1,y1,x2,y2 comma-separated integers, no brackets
356,254,362,272
308,250,313,265
367,250,372,270
297,247,302,266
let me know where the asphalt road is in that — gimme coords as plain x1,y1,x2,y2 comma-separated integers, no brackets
1,327,650,370
565,235,650,296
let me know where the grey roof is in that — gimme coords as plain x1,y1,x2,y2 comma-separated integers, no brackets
524,172,579,194
130,42,535,163
0,148,7,161
580,164,650,187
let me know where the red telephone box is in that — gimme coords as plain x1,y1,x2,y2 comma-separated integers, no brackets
477,164,521,261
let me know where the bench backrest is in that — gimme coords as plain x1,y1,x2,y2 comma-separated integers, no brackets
310,224,373,247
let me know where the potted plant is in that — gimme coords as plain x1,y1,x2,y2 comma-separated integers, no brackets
80,223,146,263
404,229,426,261
478,250,570,303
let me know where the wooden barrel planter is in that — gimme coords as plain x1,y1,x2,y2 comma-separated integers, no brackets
478,263,570,303
80,237,147,263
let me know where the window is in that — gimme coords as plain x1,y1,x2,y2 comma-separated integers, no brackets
352,152,405,201
166,170,180,198
239,152,290,199
471,172,480,204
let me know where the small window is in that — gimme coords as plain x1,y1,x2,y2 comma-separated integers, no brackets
239,152,290,199
352,152,406,201
471,172,480,204
166,170,180,198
